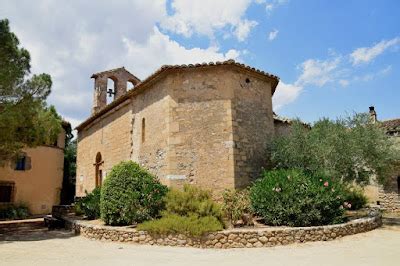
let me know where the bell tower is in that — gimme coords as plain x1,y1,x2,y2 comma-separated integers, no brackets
91,67,140,114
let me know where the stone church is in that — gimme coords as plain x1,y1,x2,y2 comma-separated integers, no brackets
75,60,283,197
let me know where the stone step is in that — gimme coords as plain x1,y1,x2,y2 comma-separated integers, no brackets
0,218,45,234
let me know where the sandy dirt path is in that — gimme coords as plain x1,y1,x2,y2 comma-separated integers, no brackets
1,225,399,266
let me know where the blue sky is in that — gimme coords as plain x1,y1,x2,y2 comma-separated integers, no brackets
2,0,400,127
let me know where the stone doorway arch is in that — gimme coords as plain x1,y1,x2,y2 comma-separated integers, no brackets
94,152,104,187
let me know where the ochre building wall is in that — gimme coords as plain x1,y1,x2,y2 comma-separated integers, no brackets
0,145,64,215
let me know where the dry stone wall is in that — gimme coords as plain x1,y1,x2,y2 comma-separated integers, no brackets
64,213,381,249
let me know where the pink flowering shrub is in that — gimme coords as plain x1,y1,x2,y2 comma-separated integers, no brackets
250,169,348,227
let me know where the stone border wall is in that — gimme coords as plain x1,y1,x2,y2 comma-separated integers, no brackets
63,213,382,249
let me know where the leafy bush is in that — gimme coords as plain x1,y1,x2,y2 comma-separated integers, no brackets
165,185,223,222
100,161,168,226
137,214,223,237
75,187,101,219
0,204,29,220
343,186,367,210
250,169,347,227
222,189,253,226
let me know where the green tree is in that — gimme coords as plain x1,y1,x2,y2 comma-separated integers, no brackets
0,19,62,163
60,135,76,204
270,113,398,185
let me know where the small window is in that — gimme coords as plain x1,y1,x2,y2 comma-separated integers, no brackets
142,118,146,143
0,182,14,203
15,156,26,171
397,176,400,194
14,155,31,171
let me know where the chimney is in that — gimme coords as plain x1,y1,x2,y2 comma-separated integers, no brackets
369,106,377,123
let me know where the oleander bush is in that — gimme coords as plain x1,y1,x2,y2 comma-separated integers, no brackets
222,189,253,226
137,214,223,237
0,204,29,220
343,186,367,210
75,186,101,220
250,169,348,227
100,161,168,226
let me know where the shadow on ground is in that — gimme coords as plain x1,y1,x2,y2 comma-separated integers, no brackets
382,213,400,231
0,229,76,243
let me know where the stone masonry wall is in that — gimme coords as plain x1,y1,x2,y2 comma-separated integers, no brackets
130,77,171,184
77,77,171,196
166,67,235,192
77,65,277,196
76,102,133,196
231,69,274,188
64,213,381,249
379,168,400,212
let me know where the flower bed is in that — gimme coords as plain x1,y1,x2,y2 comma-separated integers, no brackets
62,210,382,249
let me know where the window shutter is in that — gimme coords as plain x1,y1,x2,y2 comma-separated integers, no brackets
25,156,32,170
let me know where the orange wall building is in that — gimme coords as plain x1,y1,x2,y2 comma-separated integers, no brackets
0,128,67,215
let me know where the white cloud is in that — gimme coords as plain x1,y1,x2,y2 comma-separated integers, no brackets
339,79,349,87
274,38,398,110
121,27,241,78
234,19,258,42
350,37,400,65
273,81,302,110
2,0,244,126
268,29,279,41
161,0,256,41
296,57,341,87
264,0,288,13
353,65,393,83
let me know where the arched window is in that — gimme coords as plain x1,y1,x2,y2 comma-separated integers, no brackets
127,80,135,91
95,152,103,187
142,118,146,143
106,77,117,104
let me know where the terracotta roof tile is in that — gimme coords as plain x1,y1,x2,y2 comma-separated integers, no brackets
380,118,400,131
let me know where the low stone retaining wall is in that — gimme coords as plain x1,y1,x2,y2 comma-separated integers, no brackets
63,213,382,249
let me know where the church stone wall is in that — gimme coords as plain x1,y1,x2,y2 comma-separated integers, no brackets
231,69,274,188
166,67,236,192
130,77,171,184
77,65,277,197
76,103,133,197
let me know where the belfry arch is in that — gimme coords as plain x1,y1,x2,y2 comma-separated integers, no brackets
91,67,140,114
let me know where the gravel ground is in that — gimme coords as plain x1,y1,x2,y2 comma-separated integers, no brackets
0,225,399,266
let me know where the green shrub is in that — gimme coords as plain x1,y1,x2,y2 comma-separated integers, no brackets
75,187,101,219
100,161,168,226
165,185,223,222
222,189,253,226
0,204,29,220
343,186,367,210
137,214,223,237
138,185,224,236
250,169,347,227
